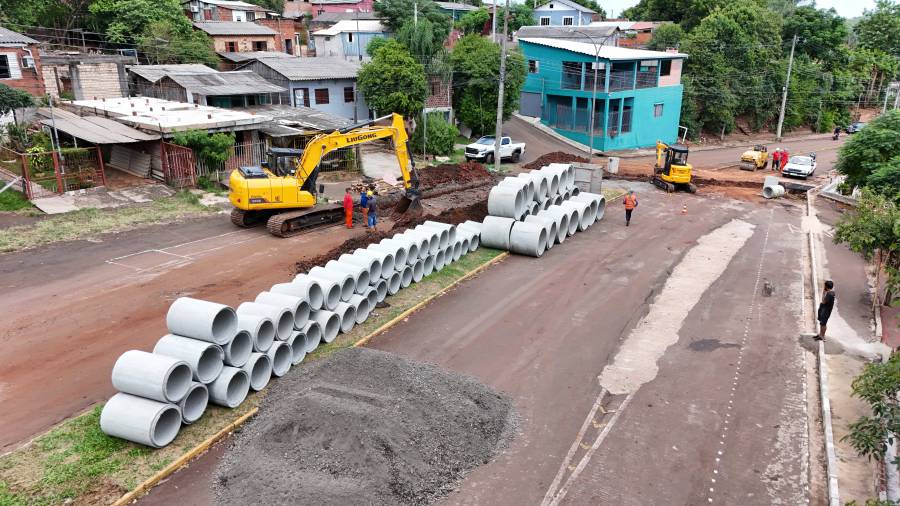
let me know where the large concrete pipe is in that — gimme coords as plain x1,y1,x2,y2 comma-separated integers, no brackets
540,197,552,211
571,192,605,222
100,393,181,448
112,350,192,403
300,321,322,353
520,171,549,200
348,294,370,325
237,313,275,353
255,291,310,330
153,334,224,384
287,331,307,365
371,277,388,302
266,341,292,378
561,200,593,231
364,287,379,309
179,382,208,425
311,310,341,343
546,204,578,237
270,281,323,312
763,185,785,198
391,233,427,261
338,253,381,283
242,352,272,392
309,266,355,302
452,240,464,261
386,270,402,295
223,330,252,368
293,273,340,311
562,188,571,201
524,215,558,251
538,166,565,194
459,237,471,257
529,201,541,217
369,242,408,269
433,249,447,271
237,302,293,341
333,302,357,333
488,185,526,220
416,224,449,250
354,248,396,280
458,229,480,252
208,366,249,408
403,229,439,256
412,259,425,282
481,216,516,250
540,170,560,196
381,237,419,266
571,186,580,197
400,265,414,288
166,297,236,346
568,195,598,225
509,221,548,258
325,260,371,295
537,208,570,245
553,194,564,206
422,220,457,245
458,220,483,236
547,163,575,190
500,176,535,203
423,254,435,276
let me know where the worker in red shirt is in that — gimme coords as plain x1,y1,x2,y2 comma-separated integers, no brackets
780,149,789,172
343,187,353,228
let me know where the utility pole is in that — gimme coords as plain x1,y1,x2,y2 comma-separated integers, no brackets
883,84,891,113
775,34,797,141
491,0,498,43
492,0,510,172
414,1,418,27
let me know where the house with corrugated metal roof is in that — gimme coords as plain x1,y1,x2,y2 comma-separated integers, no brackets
0,26,44,97
311,20,387,60
533,0,596,27
127,65,285,108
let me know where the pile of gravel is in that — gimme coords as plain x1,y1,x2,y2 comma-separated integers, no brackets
214,347,516,505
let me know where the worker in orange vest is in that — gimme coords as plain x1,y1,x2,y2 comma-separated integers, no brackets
623,190,638,226
343,187,353,229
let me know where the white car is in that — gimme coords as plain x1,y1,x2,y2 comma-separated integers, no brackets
781,155,817,179
464,136,526,164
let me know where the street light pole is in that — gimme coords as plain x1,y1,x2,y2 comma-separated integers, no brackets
571,29,610,165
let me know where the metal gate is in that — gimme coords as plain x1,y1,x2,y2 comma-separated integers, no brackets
160,141,196,188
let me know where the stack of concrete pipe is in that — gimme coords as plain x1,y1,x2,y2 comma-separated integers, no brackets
100,221,481,448
482,163,606,257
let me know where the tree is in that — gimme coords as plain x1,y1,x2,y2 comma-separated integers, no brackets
374,0,451,46
844,350,900,465
647,23,683,50
0,84,35,117
358,39,428,117
836,110,900,189
172,129,235,171
565,0,606,20
410,112,460,156
618,0,745,30
782,6,848,66
89,0,192,43
495,3,534,34
244,0,285,12
456,8,490,35
855,0,900,59
866,160,900,200
450,34,526,136
138,21,219,66
397,18,439,60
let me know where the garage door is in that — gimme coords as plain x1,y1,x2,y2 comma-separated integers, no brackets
519,92,542,118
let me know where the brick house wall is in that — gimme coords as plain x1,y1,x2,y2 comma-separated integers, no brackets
283,0,314,18
425,75,450,109
617,30,653,49
255,18,298,54
0,46,45,96
211,34,277,52
312,0,375,16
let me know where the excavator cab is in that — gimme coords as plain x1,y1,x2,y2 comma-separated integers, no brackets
265,148,305,177
652,141,696,193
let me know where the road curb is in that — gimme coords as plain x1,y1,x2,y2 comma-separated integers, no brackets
112,407,259,505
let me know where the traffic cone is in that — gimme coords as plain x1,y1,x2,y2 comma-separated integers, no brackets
682,203,687,215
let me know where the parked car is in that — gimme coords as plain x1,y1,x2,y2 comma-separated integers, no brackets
781,155,817,179
845,122,866,134
464,136,526,164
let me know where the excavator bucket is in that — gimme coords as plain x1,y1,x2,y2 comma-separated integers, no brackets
395,193,422,213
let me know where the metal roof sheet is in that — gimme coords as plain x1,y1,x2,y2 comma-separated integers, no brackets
38,108,160,144
312,19,385,36
310,11,381,23
243,104,353,131
216,51,294,62
193,21,277,36
163,71,286,96
241,57,360,81
128,64,218,83
534,0,595,14
517,25,618,41
194,0,271,10
0,26,39,45
519,37,687,60
435,2,479,11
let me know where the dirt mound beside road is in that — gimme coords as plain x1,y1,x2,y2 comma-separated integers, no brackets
417,161,492,189
522,151,589,170
214,347,516,506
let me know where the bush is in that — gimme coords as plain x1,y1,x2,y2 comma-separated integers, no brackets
172,129,235,170
410,113,459,156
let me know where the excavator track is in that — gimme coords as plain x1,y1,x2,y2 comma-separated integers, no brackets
266,203,344,238
230,208,268,228
651,175,676,193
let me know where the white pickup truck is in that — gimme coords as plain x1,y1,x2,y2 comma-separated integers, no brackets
464,136,526,164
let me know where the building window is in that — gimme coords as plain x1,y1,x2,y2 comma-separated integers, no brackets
539,16,551,25
348,32,353,43
344,86,354,102
226,41,237,52
653,103,664,117
315,88,330,104
0,55,10,79
253,41,268,51
528,60,539,73
622,98,633,133
284,39,293,54
660,60,672,76
562,61,582,90
562,16,574,25
294,87,310,107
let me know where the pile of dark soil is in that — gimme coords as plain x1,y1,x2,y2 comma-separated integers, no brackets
417,162,491,189
214,347,516,506
522,151,589,170
294,230,393,273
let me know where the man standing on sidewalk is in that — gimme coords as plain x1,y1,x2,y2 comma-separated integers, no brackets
623,190,638,227
817,280,835,341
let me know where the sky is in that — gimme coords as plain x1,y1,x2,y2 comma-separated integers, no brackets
601,0,877,19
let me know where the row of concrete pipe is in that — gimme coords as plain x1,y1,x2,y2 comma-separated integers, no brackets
101,221,481,448
483,163,607,257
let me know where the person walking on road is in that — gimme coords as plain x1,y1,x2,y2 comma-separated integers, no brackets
780,148,789,172
623,190,638,227
772,148,781,172
360,189,369,227
816,280,835,341
343,187,354,229
833,126,841,140
366,191,378,230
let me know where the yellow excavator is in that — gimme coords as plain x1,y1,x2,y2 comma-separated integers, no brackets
229,113,420,237
652,141,696,193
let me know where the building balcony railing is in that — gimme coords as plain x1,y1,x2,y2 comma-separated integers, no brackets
636,74,658,89
561,73,582,90
608,73,634,92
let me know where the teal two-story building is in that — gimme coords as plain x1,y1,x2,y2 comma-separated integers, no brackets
518,37,687,152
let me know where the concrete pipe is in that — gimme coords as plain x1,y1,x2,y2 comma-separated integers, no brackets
525,215,558,251
392,233,428,260
562,188,571,201
463,231,480,252
530,201,541,216
208,366,249,408
266,341,292,378
354,248,396,280
763,185,785,199
571,192,605,222
255,291,309,330
546,205,578,237
415,224,449,250
166,297,236,346
567,196,598,226
553,194,564,206
442,247,454,266
402,229,438,256
309,266,355,303
537,208,570,245
371,277,388,302
270,280,324,312
348,293,371,324
153,334,224,384
538,166,565,192
100,393,181,448
458,220,483,236
540,170,560,197
326,260,371,295
509,221,548,258
571,186,581,197
311,310,341,343
520,171,549,200
301,321,321,353
422,220,458,245
481,216,517,250
364,287,378,309
412,259,425,282
386,270,402,295
237,302,293,341
488,185,526,220
423,254,435,276
434,249,447,271
595,195,606,221
560,200,592,232
333,302,357,333
400,265,414,288
459,238,471,257
338,253,381,283
540,197,552,211
369,242,408,269
179,382,208,425
547,163,575,190
287,331,307,365
236,313,275,353
242,352,272,392
293,273,340,311
382,238,420,266
112,350,192,404
223,330,252,368
500,177,535,203
452,241,464,261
